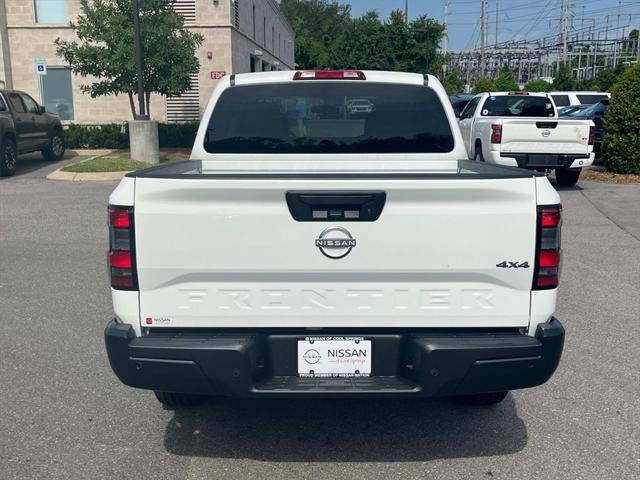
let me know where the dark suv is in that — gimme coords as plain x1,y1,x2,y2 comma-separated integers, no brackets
0,89,65,176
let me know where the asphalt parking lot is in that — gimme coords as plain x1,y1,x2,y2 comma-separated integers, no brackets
1,158,639,480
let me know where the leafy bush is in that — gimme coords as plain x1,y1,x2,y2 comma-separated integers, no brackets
593,64,627,92
64,124,129,149
602,63,640,174
158,122,199,148
441,70,465,95
64,122,199,149
471,78,495,95
524,78,552,92
552,65,576,91
494,67,519,91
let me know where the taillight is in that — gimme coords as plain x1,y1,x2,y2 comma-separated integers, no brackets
293,70,366,80
108,206,137,290
491,124,502,144
534,205,562,290
588,125,595,145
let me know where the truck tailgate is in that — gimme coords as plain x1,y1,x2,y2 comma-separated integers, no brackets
500,118,590,154
133,175,537,329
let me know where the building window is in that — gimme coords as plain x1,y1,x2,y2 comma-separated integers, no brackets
278,33,281,56
41,68,74,120
263,17,266,46
34,0,68,24
271,26,274,52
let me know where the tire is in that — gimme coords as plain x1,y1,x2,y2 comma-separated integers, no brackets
555,168,581,187
0,137,18,177
474,144,484,162
453,391,509,406
42,131,65,161
154,391,207,408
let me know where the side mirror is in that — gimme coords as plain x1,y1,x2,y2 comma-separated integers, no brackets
38,105,46,114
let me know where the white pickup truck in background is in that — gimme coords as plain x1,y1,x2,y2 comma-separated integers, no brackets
105,71,565,408
458,91,595,187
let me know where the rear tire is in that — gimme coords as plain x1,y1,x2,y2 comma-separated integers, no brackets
0,137,18,177
42,131,65,161
453,391,509,406
555,168,581,187
154,391,208,408
474,144,484,162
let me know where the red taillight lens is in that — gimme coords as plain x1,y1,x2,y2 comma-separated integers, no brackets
541,209,561,227
108,206,137,290
534,205,562,290
109,251,132,269
539,250,561,268
491,124,502,144
293,70,366,80
109,209,130,228
588,125,595,145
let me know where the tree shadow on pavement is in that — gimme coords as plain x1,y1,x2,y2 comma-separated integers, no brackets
163,395,527,462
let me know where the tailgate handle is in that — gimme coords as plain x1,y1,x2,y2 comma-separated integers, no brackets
286,191,386,222
536,122,558,129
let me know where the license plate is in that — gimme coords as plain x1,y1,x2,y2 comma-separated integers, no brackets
297,337,372,377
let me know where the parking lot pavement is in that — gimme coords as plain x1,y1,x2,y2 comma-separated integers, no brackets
1,167,639,480
0,152,89,180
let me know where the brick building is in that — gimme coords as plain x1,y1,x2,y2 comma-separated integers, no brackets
0,0,295,123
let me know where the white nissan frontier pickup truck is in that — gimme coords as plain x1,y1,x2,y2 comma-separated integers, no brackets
105,70,564,407
458,91,595,187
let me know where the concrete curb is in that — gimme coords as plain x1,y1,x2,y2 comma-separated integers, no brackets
47,152,130,182
47,169,130,182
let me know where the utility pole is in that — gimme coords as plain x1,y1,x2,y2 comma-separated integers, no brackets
443,0,449,73
0,0,14,89
613,0,621,67
495,0,499,48
404,0,409,24
561,0,570,65
637,23,640,62
480,0,486,77
593,30,600,77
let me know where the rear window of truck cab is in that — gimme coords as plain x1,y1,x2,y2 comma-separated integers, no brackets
481,95,555,117
203,83,454,154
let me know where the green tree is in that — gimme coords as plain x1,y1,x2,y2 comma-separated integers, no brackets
471,77,495,95
552,65,576,91
593,64,627,92
55,0,204,118
280,0,352,69
280,1,444,73
494,66,519,91
602,64,640,174
524,78,552,92
442,70,464,94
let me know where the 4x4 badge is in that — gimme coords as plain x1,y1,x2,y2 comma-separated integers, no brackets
496,261,530,268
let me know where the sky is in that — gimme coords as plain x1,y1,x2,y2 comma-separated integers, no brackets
336,0,640,50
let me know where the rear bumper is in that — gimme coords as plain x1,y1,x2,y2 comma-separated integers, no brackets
499,152,593,169
105,318,564,398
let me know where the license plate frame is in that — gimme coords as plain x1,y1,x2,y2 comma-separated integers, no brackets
297,336,372,378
